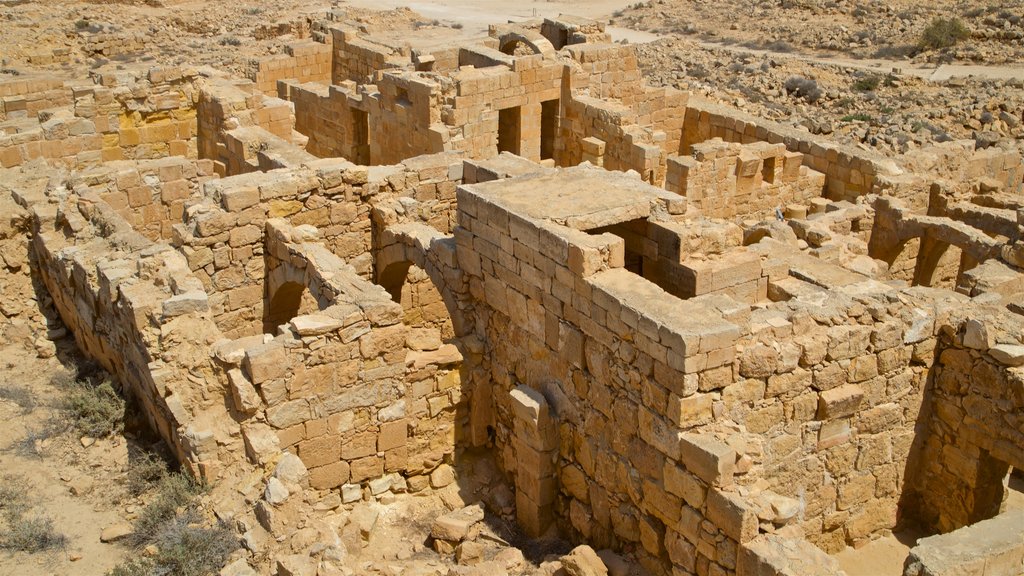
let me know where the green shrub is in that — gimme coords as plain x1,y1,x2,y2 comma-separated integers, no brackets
841,113,874,123
919,18,970,51
64,379,125,438
852,75,880,92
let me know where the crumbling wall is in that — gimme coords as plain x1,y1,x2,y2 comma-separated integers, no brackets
682,97,893,202
665,138,825,220
902,315,1024,534
330,27,410,84
248,40,332,96
24,180,230,480
221,219,462,492
279,80,367,160
175,155,464,338
1,66,202,170
196,78,298,176
67,157,217,241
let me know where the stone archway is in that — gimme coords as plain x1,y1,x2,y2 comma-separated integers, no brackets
497,31,556,57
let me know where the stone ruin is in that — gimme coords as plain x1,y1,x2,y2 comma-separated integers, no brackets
2,12,1024,576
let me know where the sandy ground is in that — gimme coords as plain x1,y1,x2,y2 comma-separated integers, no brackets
835,472,1024,576
341,0,643,39
0,341,134,576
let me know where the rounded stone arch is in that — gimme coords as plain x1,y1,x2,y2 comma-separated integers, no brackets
376,247,467,339
264,264,321,334
498,32,555,57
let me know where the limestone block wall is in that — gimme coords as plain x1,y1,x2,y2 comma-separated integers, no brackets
24,180,231,481
451,167,1015,573
220,220,462,490
901,140,1024,196
903,315,1024,535
370,72,447,165
440,57,563,162
1,66,202,170
330,27,411,84
456,174,759,574
67,156,217,241
248,40,332,96
196,78,298,176
279,80,368,161
176,155,465,339
904,509,1024,576
682,97,895,202
0,75,69,121
665,138,826,220
566,43,645,106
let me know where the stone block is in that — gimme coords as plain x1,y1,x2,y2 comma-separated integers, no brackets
817,384,864,420
678,434,735,487
706,489,758,543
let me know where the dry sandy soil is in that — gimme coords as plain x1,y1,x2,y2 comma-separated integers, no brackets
1,1,1023,575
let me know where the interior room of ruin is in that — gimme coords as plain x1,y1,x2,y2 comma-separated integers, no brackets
1,9,1023,576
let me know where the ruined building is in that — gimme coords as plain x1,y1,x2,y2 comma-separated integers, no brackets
1,12,1023,576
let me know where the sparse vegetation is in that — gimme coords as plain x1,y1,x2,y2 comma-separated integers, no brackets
841,113,874,123
0,384,36,413
64,379,125,438
852,75,881,92
784,75,822,103
919,17,970,51
129,473,204,547
0,475,67,553
108,470,236,576
126,451,171,497
220,36,243,47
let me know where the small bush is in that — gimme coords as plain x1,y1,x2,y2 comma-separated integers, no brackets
1,514,67,552
0,478,29,515
852,75,880,91
784,76,822,103
450,22,464,30
0,475,66,553
126,452,170,497
919,18,970,51
64,379,124,438
130,473,203,546
220,36,243,47
75,19,90,29
152,516,237,576
107,558,155,576
841,113,874,123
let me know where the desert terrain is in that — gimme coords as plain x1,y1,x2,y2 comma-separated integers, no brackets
1,1,1022,576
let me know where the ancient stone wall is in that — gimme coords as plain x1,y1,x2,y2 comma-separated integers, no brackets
23,179,229,480
196,79,298,176
1,66,201,170
175,154,464,339
67,156,217,241
903,314,1024,535
666,138,825,220
219,219,463,491
248,40,332,96
279,80,367,160
682,97,894,202
330,27,410,85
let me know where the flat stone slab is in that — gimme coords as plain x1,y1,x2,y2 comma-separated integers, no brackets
905,509,1024,576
